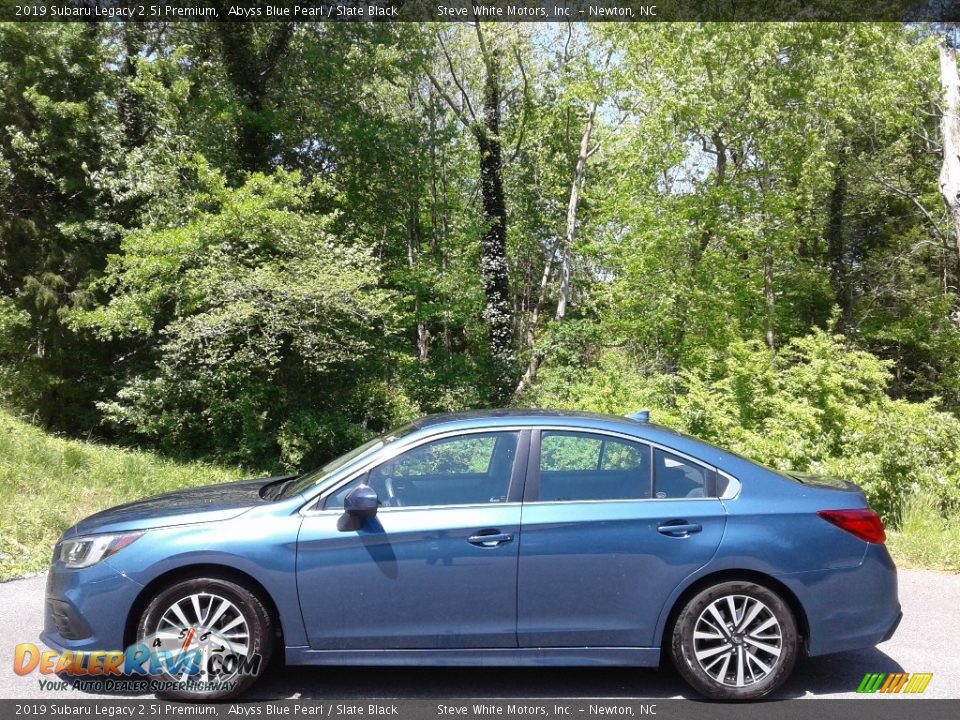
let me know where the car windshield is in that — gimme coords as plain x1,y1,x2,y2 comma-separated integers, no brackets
278,423,417,499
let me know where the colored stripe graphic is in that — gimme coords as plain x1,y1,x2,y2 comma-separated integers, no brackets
907,673,933,694
857,672,932,694
857,673,886,693
885,674,910,693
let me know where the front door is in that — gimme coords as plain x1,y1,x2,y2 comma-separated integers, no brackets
297,430,526,649
517,430,727,648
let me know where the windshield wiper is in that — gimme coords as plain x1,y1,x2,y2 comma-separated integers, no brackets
260,477,298,501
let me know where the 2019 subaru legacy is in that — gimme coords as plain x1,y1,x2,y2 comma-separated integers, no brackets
43,409,900,700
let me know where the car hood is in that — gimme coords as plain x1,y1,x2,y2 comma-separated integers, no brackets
64,476,294,537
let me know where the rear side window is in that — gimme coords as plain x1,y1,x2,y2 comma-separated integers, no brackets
537,431,650,502
653,448,713,499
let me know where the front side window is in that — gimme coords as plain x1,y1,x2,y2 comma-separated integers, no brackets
325,431,519,510
537,431,650,502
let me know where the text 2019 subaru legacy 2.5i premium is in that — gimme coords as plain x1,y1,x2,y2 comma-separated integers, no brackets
43,409,901,701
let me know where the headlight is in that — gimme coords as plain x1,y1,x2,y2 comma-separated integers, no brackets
59,532,143,569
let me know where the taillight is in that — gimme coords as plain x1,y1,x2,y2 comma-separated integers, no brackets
817,509,886,544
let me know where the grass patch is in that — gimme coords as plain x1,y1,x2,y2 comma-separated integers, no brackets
886,492,960,572
0,410,240,580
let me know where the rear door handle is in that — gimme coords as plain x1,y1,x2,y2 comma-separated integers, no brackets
657,521,703,537
468,531,514,547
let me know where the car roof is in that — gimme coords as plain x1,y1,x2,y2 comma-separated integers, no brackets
411,408,636,428
407,408,738,470
410,408,681,441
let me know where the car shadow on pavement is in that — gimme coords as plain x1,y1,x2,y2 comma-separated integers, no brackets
52,646,903,701
248,664,693,700
243,646,903,700
776,647,905,698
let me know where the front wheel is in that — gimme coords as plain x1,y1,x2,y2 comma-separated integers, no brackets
135,577,274,701
670,580,798,700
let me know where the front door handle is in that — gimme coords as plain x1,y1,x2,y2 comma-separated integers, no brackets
468,530,514,547
657,520,703,537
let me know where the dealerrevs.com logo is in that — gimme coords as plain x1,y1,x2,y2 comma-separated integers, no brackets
857,672,933,694
13,638,262,694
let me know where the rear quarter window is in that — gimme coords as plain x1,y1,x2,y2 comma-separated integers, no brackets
653,448,716,499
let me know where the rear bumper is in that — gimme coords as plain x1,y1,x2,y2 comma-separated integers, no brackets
779,542,900,657
881,609,902,643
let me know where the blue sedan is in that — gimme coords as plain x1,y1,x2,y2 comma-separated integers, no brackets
42,409,900,701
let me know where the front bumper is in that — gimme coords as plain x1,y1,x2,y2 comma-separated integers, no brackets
40,558,144,653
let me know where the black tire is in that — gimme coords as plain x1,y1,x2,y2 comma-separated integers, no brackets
670,580,798,700
135,576,274,701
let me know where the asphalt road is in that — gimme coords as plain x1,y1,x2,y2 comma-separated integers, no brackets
0,569,957,700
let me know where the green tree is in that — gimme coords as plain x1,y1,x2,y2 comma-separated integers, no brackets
0,24,124,430
71,171,399,468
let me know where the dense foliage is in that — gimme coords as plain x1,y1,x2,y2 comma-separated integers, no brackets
71,170,399,468
1,23,959,521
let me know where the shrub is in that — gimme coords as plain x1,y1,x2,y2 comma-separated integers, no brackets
526,328,960,520
70,170,399,469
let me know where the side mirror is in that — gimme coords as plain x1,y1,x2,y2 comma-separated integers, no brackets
343,484,378,518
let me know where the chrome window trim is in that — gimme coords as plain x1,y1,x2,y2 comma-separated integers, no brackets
529,427,723,505
718,469,742,500
521,497,720,507
297,422,743,516
298,426,528,516
302,501,523,517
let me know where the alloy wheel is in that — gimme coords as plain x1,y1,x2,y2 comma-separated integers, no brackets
151,592,251,682
692,593,783,688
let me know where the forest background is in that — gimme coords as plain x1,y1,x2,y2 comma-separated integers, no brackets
2,21,960,577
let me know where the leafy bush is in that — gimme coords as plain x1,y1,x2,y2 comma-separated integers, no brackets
526,328,960,520
70,171,401,470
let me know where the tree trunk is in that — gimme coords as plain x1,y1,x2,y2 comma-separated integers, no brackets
425,26,514,399
763,244,776,351
216,21,294,173
514,239,559,396
690,130,728,265
938,41,960,270
407,200,431,363
826,146,851,333
555,98,598,322
119,24,149,149
475,30,513,402
515,91,600,396
476,128,513,399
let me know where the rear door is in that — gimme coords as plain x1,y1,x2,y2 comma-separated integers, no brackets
517,429,726,648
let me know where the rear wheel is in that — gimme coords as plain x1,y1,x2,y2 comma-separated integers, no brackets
670,580,798,700
135,577,273,701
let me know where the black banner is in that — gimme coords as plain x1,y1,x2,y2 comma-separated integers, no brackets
1,0,959,23
1,700,960,720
